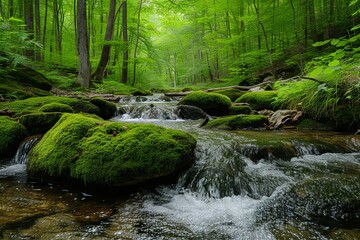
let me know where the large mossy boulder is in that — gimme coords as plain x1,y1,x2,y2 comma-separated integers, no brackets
0,116,28,160
178,91,232,116
0,53,53,99
28,114,197,187
39,103,74,113
235,91,278,110
202,114,268,130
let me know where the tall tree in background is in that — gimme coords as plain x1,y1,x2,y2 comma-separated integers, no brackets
121,0,128,84
132,0,143,86
76,0,90,88
92,0,117,82
24,0,34,59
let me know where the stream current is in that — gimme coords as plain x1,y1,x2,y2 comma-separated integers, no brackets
0,94,359,239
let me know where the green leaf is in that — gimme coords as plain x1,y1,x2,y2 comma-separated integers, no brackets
312,40,331,47
328,60,340,67
351,25,360,31
336,41,348,47
324,67,335,75
309,67,324,77
350,0,358,6
331,39,340,45
317,83,328,91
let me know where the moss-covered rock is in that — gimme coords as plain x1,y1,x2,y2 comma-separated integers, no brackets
235,91,278,110
212,89,246,102
89,98,117,119
0,96,100,117
132,89,152,96
18,112,63,135
178,91,232,116
229,105,252,115
39,103,74,113
28,114,197,187
0,116,28,160
202,114,269,130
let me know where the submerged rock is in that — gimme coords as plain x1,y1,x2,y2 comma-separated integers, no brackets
28,114,197,187
202,114,269,130
0,116,28,160
178,91,232,116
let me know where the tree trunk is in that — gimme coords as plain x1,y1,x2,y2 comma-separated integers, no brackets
253,0,274,77
121,0,128,84
8,0,13,18
132,0,143,86
34,0,41,61
24,0,35,60
173,53,177,88
76,0,91,88
92,0,116,82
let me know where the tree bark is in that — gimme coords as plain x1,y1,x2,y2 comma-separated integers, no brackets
24,0,35,59
121,0,128,84
132,0,143,86
8,0,13,18
34,0,41,61
76,0,91,88
92,0,116,82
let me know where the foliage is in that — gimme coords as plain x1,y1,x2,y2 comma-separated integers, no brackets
179,91,232,116
0,116,28,160
235,91,278,110
28,113,197,186
203,114,269,130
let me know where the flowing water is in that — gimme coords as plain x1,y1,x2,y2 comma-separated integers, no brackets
1,94,359,239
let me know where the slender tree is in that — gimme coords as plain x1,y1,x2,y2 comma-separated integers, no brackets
92,0,117,82
76,0,91,88
121,0,128,83
24,0,34,59
132,0,143,86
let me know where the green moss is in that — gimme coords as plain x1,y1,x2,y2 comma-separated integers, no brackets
39,103,74,113
132,89,152,96
0,79,52,100
235,91,278,110
0,96,100,117
212,89,246,102
229,105,252,115
89,98,117,119
18,112,63,135
28,114,197,186
0,116,28,160
203,114,269,130
179,91,232,116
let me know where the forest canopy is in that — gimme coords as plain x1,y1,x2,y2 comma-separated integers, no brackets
0,0,359,89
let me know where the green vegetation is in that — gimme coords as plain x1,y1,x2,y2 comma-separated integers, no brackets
203,114,269,130
235,91,278,110
28,114,196,186
178,91,232,116
0,116,28,160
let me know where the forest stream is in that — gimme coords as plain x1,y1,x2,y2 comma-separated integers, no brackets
0,94,360,239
